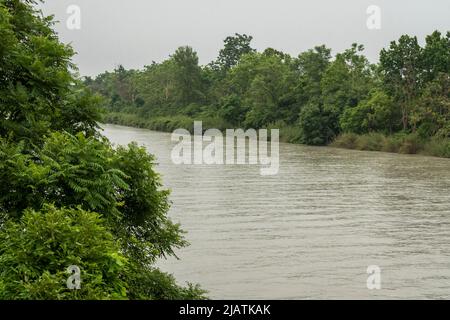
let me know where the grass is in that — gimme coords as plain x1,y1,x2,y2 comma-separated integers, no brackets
332,132,450,158
104,113,303,142
267,121,302,143
103,112,231,133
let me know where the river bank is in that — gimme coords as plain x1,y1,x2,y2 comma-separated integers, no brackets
332,132,450,158
104,112,450,159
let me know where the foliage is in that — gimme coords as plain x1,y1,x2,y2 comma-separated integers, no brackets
125,263,207,300
0,0,103,145
0,131,187,266
298,101,335,145
332,132,449,157
380,35,423,131
171,46,204,106
210,33,255,73
112,142,187,264
0,0,205,300
0,205,127,300
0,130,205,299
340,89,401,134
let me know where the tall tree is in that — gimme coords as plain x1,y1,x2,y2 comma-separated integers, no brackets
422,31,450,82
0,0,102,144
171,46,203,107
294,45,332,104
380,35,424,131
211,33,255,72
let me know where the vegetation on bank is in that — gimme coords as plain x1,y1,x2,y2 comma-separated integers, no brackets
104,112,232,134
104,112,303,144
88,32,449,157
104,112,450,157
332,132,450,158
0,0,205,299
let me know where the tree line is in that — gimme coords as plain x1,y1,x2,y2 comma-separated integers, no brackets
0,0,205,299
91,32,450,157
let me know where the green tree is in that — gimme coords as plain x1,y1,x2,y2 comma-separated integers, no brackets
415,73,450,138
243,54,292,128
133,61,178,116
340,89,400,134
380,35,424,131
294,45,332,104
125,265,206,300
171,46,204,107
300,44,374,142
322,44,374,109
0,205,127,300
422,31,450,82
298,101,336,145
0,131,203,299
0,0,102,144
0,132,186,265
211,33,255,72
217,94,247,125
0,0,205,300
111,142,186,264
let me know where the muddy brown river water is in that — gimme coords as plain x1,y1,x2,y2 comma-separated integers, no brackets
104,124,450,299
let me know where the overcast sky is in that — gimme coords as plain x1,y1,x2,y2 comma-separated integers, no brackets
38,0,450,77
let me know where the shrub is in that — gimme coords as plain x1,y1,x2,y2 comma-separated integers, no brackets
355,133,386,151
422,138,450,158
0,205,127,300
0,131,196,289
125,264,207,300
398,133,423,154
298,103,336,146
381,135,402,153
331,133,358,149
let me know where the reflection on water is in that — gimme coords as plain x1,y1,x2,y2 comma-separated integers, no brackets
103,124,450,299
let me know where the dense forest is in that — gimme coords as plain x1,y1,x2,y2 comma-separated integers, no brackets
92,32,450,157
0,0,205,299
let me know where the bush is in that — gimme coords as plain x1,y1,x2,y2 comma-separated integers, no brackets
0,131,205,299
0,205,127,300
381,135,402,153
125,264,207,300
340,90,400,135
298,102,337,146
398,133,423,154
331,133,358,149
332,131,450,158
112,142,186,264
104,112,232,134
422,138,450,157
354,133,386,151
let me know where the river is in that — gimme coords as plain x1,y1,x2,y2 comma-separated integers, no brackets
103,124,450,299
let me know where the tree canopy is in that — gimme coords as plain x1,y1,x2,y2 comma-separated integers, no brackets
96,31,449,154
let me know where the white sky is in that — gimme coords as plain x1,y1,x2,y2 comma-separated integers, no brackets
39,0,450,76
